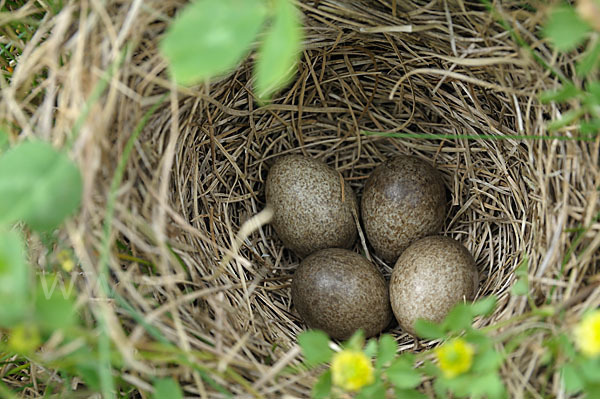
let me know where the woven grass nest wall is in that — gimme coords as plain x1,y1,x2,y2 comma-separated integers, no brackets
2,0,600,397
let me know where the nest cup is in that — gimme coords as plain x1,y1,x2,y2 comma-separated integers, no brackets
5,0,600,397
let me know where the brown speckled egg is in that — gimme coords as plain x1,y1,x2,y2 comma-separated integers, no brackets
291,248,392,340
389,235,479,336
361,155,446,263
266,155,358,257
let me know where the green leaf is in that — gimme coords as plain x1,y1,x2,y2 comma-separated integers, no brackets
375,334,397,369
467,373,506,399
469,296,497,317
386,358,422,389
68,347,101,391
548,108,586,131
577,39,600,76
414,319,446,339
557,333,578,359
511,255,529,296
580,119,600,136
35,274,77,332
441,374,472,396
472,349,503,372
539,83,580,104
364,339,378,358
254,0,303,100
153,378,183,399
344,329,365,351
298,330,333,366
394,389,428,399
562,364,584,393
511,279,529,296
422,359,441,378
584,383,600,397
356,380,385,399
442,304,473,332
0,140,82,231
0,229,30,327
581,357,600,382
160,0,267,86
586,81,600,104
464,329,492,348
433,377,449,399
312,370,332,399
544,4,591,51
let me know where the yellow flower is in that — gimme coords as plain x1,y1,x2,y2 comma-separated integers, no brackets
331,349,374,391
435,338,475,378
574,310,600,357
57,250,74,272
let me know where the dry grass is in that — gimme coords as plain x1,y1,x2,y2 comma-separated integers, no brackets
1,0,599,397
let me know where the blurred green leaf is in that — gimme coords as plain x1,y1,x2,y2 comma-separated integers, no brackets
558,333,578,360
298,330,332,366
414,319,446,339
576,40,600,76
511,279,529,296
344,329,365,351
433,377,449,399
35,274,77,332
364,338,378,358
584,383,600,397
443,304,473,332
544,4,590,51
467,372,506,399
512,255,530,296
469,296,497,317
312,370,332,399
254,0,302,100
153,378,183,399
386,357,422,389
561,364,584,392
440,374,472,396
464,329,492,347
356,380,385,399
394,388,428,399
587,81,600,104
422,359,442,378
472,349,503,372
580,119,600,136
58,345,101,391
160,0,267,86
0,229,29,327
375,334,397,369
0,140,82,231
548,108,585,131
539,83,580,104
581,357,600,382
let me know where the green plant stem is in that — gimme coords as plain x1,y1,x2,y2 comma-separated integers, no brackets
95,94,166,399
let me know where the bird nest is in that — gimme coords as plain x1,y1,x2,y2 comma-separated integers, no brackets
2,0,599,397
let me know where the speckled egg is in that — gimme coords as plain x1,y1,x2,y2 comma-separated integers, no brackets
291,248,392,340
266,155,358,257
361,155,446,263
389,235,479,336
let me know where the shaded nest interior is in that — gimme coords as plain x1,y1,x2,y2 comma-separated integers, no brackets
2,0,600,397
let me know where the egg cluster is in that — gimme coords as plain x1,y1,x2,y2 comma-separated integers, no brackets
265,155,479,339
